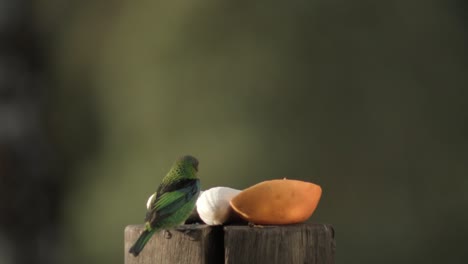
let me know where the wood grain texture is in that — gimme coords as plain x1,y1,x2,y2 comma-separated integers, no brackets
224,223,335,264
125,225,223,264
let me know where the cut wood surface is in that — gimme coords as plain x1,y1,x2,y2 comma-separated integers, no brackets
125,223,335,264
124,225,223,264
224,223,335,264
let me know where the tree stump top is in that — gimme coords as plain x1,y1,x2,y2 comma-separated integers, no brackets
125,223,335,264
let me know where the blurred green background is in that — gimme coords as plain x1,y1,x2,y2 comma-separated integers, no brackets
3,0,468,263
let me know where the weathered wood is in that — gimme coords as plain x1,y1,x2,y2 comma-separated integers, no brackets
125,223,335,264
224,223,335,264
125,225,223,264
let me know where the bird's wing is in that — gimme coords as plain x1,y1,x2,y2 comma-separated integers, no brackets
145,178,199,223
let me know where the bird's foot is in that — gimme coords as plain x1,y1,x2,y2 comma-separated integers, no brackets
163,229,172,239
175,226,198,241
248,222,264,228
178,224,198,230
185,230,197,241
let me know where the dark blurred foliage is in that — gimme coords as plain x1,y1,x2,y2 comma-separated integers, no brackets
0,1,62,264
0,0,467,263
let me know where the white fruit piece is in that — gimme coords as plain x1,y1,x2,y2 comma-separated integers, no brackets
146,193,156,210
196,187,241,225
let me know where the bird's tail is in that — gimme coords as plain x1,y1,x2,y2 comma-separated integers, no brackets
129,229,157,257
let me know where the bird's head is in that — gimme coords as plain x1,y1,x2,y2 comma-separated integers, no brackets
179,155,199,172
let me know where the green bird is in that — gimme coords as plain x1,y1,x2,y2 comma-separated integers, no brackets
129,155,201,256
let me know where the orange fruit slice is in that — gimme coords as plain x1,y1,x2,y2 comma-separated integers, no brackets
230,179,322,225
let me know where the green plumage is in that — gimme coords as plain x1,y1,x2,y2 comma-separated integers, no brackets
129,155,200,257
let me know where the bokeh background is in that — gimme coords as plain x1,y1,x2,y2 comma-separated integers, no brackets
1,0,467,263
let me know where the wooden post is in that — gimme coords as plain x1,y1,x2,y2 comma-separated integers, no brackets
124,225,223,264
125,223,335,264
224,223,335,264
